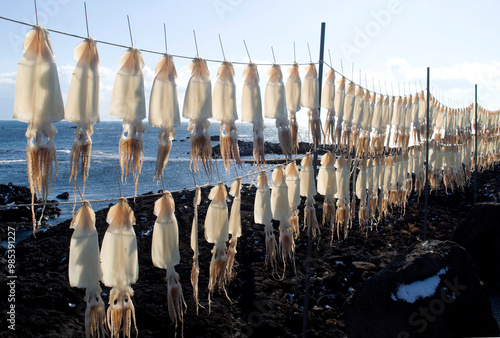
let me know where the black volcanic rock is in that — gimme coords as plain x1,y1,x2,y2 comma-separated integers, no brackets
344,240,499,338
453,202,500,287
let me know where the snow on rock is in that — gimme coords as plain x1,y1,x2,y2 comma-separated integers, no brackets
392,267,448,303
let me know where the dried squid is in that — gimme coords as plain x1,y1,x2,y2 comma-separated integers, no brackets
271,165,295,276
334,155,351,239
183,57,213,174
254,170,278,275
300,153,319,239
265,64,293,156
301,62,321,149
341,81,356,151
213,61,241,170
110,48,146,196
241,62,265,165
149,53,180,182
205,183,230,307
13,25,64,233
333,76,346,149
355,159,369,228
370,94,384,155
351,85,365,154
227,178,242,280
65,37,99,197
317,151,337,241
190,186,202,313
285,161,300,238
68,201,106,338
285,62,301,151
100,198,138,338
322,67,336,146
151,192,186,329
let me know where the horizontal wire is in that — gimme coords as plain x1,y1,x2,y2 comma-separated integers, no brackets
0,15,314,67
0,15,487,110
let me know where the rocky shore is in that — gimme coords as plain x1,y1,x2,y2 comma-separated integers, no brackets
1,167,500,337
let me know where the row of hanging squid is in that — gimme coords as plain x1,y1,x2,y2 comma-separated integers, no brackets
12,22,500,338
66,138,500,338
12,23,500,235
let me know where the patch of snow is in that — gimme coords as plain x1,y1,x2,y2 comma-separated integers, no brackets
393,267,448,303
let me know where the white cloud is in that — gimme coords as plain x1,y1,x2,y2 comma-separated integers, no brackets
0,71,16,85
384,57,500,108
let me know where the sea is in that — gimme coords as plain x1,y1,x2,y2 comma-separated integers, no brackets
0,119,310,226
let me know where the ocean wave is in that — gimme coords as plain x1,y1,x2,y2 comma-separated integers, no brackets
0,159,26,164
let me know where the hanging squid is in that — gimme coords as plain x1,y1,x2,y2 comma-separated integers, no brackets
183,57,213,174
370,94,384,155
110,48,146,197
302,62,321,149
271,165,295,276
205,183,230,307
351,85,365,154
68,201,106,338
334,76,346,149
285,62,301,151
285,161,300,238
190,186,202,314
100,198,139,338
13,25,64,233
149,53,180,182
151,192,186,329
265,64,293,156
334,155,351,239
254,170,278,275
372,156,383,226
322,67,336,146
65,37,99,197
317,151,337,242
300,153,319,239
241,62,265,165
227,178,242,281
366,157,377,224
357,89,372,157
355,159,369,229
213,61,241,170
341,81,356,151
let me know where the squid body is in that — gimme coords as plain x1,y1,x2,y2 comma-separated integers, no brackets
110,48,147,197
13,25,64,233
149,53,180,182
183,57,213,174
100,198,138,338
65,37,99,196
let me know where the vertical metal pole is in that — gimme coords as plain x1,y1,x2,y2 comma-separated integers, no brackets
303,21,325,338
423,67,430,241
313,22,326,180
474,84,478,205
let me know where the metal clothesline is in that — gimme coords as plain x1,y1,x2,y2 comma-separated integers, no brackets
0,14,457,101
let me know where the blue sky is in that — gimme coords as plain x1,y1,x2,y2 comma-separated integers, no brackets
1,0,500,122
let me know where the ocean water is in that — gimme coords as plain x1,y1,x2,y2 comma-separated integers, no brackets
0,119,310,224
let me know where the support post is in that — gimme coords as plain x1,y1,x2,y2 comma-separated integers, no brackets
423,67,430,241
474,84,478,205
303,21,325,338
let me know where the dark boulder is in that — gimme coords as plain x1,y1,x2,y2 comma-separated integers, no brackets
344,240,499,338
452,202,500,287
0,183,61,227
56,192,70,200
